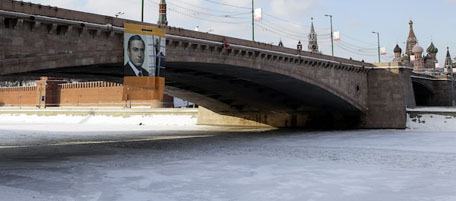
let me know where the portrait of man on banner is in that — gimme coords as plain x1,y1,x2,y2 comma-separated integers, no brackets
124,23,166,77
124,34,149,76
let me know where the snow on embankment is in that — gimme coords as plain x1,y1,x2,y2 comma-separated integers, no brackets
407,107,456,131
0,108,198,127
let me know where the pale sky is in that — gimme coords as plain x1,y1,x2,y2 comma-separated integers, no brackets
25,0,456,64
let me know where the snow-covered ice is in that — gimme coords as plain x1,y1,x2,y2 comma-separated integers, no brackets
0,110,455,201
407,108,456,131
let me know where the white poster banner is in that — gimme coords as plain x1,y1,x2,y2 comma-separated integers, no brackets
333,31,340,41
254,8,262,21
381,47,387,55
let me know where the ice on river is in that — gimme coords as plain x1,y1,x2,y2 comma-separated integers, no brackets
0,109,455,201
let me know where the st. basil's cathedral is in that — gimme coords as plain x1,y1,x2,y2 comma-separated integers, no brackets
393,20,454,78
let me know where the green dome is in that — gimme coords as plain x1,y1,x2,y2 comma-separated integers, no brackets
427,42,438,54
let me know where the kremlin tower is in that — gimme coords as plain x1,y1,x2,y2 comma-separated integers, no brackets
158,0,168,26
307,18,319,54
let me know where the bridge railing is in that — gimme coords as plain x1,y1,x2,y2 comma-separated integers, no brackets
166,27,371,68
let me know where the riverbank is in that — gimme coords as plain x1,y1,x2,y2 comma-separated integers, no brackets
1,106,456,131
407,107,456,131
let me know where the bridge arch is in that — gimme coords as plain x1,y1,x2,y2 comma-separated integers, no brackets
412,81,434,106
165,36,369,116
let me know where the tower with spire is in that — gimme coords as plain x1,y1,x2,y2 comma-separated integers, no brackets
445,47,453,76
158,0,168,27
308,18,319,53
406,20,418,60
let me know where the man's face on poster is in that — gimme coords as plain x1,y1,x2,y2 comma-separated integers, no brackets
128,39,145,67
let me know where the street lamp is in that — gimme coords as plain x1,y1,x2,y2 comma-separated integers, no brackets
372,31,381,63
324,14,334,57
141,0,144,22
252,0,255,41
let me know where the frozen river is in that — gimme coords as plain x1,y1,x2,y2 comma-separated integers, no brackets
0,113,456,201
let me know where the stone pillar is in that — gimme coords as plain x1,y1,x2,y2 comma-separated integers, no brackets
35,77,48,108
34,77,67,108
360,62,413,129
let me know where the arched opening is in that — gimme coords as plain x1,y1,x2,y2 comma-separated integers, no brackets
413,82,433,106
164,61,363,128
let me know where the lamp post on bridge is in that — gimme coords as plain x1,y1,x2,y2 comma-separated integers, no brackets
251,0,254,41
141,0,144,22
372,31,381,63
324,14,334,57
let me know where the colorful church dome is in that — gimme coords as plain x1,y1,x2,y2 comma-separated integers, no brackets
426,42,438,54
394,44,402,53
412,44,424,53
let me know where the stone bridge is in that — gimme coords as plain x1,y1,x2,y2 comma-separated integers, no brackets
411,73,455,106
0,1,411,128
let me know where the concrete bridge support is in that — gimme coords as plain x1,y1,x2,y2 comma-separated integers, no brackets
359,64,415,129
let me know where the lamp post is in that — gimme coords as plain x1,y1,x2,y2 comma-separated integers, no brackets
252,0,254,41
141,0,144,22
372,31,381,63
324,14,334,56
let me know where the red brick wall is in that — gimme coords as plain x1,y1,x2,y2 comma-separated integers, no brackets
0,86,38,106
58,82,125,107
0,79,174,107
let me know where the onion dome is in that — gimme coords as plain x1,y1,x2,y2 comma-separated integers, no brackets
412,43,424,53
426,42,438,54
394,44,402,53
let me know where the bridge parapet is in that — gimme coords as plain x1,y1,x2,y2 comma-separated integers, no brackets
0,8,124,75
0,0,129,27
1,0,371,69
166,26,372,67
